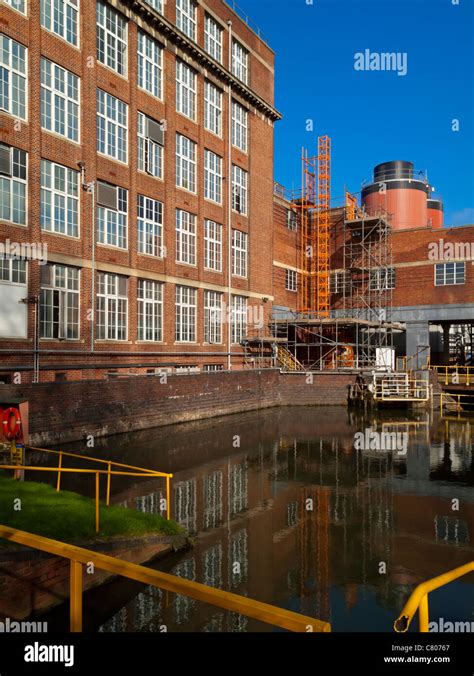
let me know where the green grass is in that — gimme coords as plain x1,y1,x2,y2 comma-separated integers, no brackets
0,471,184,546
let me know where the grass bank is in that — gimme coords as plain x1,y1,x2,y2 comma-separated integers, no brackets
0,471,183,546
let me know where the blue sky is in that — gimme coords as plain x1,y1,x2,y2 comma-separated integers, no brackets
237,0,474,226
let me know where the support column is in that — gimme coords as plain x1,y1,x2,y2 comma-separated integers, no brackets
406,321,430,369
442,324,451,366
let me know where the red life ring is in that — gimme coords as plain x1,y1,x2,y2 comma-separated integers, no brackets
2,407,22,441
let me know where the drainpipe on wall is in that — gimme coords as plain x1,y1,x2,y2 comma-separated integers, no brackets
227,20,233,372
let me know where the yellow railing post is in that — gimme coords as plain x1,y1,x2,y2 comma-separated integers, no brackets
106,462,111,507
166,475,171,520
445,367,448,386
70,560,83,632
419,594,429,632
56,451,63,492
95,472,100,533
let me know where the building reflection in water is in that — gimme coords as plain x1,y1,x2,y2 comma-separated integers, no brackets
89,407,473,633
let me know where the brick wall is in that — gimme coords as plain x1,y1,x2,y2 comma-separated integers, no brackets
0,370,354,445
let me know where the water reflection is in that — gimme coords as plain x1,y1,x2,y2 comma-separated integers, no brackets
45,407,473,632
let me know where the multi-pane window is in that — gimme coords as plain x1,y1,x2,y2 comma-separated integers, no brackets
137,194,164,258
204,150,222,204
137,112,164,179
232,101,248,152
204,220,222,272
96,273,128,341
41,160,79,237
176,0,197,41
40,58,79,142
0,34,27,120
138,31,163,99
204,291,223,344
0,145,27,225
176,286,196,343
176,134,196,193
138,279,163,342
287,209,298,231
370,267,396,290
232,296,247,344
40,0,79,47
97,89,128,163
232,230,248,278
176,209,196,265
330,271,349,293
232,40,248,84
40,265,80,339
176,60,196,120
97,0,127,76
0,257,26,284
144,0,163,13
97,185,128,249
204,14,222,62
5,0,27,14
435,262,465,286
285,269,297,292
204,81,222,137
232,165,248,215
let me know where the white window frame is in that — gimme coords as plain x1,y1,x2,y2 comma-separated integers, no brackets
176,285,197,343
143,0,163,13
435,262,465,287
97,89,128,163
0,34,27,120
176,209,196,266
232,101,248,153
138,279,163,342
232,40,248,84
287,209,298,231
232,165,248,216
176,0,197,41
232,230,248,278
0,145,27,226
285,269,298,292
96,272,128,341
40,0,79,47
137,194,164,258
204,81,222,137
138,30,163,100
204,290,223,344
137,112,164,179
176,134,197,193
232,296,247,345
0,257,27,285
204,219,222,272
204,150,222,204
4,0,27,16
40,58,80,143
40,264,80,340
96,0,128,76
97,185,128,250
370,267,396,291
204,14,223,63
176,60,196,121
40,159,80,238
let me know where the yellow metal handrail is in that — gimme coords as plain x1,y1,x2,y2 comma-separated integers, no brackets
440,391,474,418
0,524,331,633
430,365,474,386
373,379,430,402
0,464,171,531
394,562,474,632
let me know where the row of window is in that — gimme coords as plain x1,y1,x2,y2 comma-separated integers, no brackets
1,31,250,150
0,0,248,121
1,260,249,344
330,263,467,292
1,144,249,253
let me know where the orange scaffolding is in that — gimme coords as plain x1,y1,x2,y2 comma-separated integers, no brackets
298,136,331,316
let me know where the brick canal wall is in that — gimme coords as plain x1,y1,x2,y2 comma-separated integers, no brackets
0,370,354,446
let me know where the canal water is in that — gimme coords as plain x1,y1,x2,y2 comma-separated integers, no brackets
41,406,473,632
